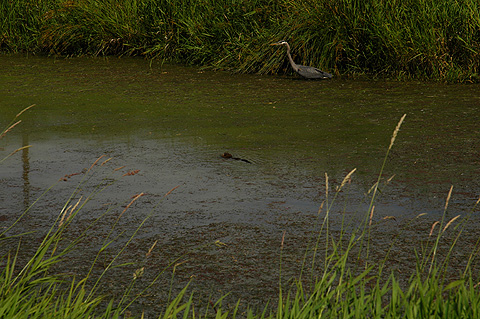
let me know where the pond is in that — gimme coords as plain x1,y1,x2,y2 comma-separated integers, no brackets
1,55,479,315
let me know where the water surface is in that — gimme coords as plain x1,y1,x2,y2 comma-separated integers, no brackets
1,55,479,314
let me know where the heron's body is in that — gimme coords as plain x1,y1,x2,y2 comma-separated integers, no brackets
271,40,333,80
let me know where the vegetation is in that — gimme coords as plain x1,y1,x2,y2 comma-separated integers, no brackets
1,0,479,82
2,109,480,318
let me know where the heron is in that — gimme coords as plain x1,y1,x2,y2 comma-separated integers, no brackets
271,40,333,79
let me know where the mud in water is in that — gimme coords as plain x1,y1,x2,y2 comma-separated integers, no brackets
1,55,480,316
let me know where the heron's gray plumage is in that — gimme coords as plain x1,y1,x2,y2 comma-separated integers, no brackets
271,40,333,80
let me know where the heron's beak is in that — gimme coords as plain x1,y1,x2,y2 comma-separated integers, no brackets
270,43,279,46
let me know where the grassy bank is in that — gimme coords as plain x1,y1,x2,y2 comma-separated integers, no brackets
1,0,479,82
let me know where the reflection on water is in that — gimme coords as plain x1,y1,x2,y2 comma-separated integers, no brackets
21,132,30,210
1,56,479,314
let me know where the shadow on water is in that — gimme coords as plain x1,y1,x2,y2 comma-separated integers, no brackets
1,55,480,315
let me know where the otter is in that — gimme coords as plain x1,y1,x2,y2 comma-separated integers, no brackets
221,152,252,164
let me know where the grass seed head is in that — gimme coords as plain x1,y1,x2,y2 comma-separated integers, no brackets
16,104,36,118
146,240,158,258
325,172,329,198
340,168,356,190
389,114,406,150
369,205,375,226
444,185,454,211
429,221,440,237
443,215,461,232
88,155,106,172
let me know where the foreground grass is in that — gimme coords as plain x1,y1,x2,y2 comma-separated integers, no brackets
1,0,479,82
2,109,480,318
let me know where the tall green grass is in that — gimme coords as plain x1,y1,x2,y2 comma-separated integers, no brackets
1,0,479,82
2,109,480,318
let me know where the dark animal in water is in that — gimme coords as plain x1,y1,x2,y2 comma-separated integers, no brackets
221,152,252,164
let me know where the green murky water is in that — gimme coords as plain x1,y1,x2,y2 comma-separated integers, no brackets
1,55,479,315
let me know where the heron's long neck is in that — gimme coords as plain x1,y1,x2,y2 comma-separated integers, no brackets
285,43,298,72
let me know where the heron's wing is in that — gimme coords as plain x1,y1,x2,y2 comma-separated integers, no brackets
296,65,333,79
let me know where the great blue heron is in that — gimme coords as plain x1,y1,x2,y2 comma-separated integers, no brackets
271,40,333,79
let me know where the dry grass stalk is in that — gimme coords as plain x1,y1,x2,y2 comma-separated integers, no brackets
119,192,145,218
0,120,22,139
367,182,378,195
164,185,180,197
114,165,126,171
325,172,329,199
382,216,396,221
67,196,82,220
442,214,461,232
429,221,440,237
16,104,36,118
4,145,32,158
340,168,357,190
88,155,106,172
146,240,158,258
59,205,71,228
172,260,189,275
123,169,140,177
59,171,83,182
133,267,144,280
389,113,407,150
444,185,453,211
317,201,324,216
59,197,83,227
214,240,227,247
281,230,286,249
1,105,36,139
101,157,112,166
369,205,375,226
